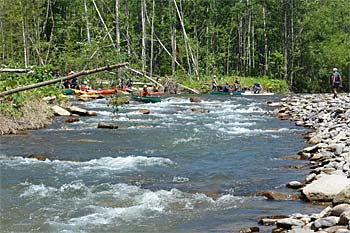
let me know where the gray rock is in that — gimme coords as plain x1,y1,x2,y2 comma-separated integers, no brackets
339,211,350,225
333,185,350,205
66,106,89,116
97,122,118,129
51,105,71,116
336,144,347,156
287,229,314,233
331,204,350,217
311,216,339,230
287,181,304,189
276,218,305,229
302,175,350,202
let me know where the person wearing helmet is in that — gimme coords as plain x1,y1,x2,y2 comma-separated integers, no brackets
331,68,342,98
223,80,230,92
212,75,218,90
253,82,263,94
140,85,149,97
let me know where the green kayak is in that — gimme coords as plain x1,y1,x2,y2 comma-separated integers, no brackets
63,89,75,95
210,90,244,95
132,96,161,103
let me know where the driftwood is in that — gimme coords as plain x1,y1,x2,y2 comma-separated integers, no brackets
126,66,199,94
126,66,164,88
177,83,200,94
0,63,128,97
0,68,33,73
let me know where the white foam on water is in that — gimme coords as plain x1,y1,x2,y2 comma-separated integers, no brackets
2,156,174,174
172,137,200,145
172,176,190,183
60,188,244,227
20,183,57,198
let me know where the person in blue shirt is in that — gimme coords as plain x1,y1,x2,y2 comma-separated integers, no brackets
223,81,230,92
331,68,342,98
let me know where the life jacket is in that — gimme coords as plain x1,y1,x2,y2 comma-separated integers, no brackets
333,72,341,84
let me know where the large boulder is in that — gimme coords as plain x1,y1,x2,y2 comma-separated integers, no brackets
333,185,350,204
51,105,71,116
338,210,350,225
331,204,350,217
302,175,350,202
66,106,89,116
311,216,339,230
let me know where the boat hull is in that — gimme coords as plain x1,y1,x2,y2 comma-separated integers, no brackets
241,91,274,96
210,91,244,95
132,96,161,103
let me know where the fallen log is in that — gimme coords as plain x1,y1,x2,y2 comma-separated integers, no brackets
0,68,33,73
0,63,128,97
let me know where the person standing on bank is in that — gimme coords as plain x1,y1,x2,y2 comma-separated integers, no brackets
331,68,342,98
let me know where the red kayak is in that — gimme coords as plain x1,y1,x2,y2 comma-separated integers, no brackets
94,89,117,94
149,91,164,95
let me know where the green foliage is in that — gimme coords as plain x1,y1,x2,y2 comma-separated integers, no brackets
0,0,349,93
0,65,62,117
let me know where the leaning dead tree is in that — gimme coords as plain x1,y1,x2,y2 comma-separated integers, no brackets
0,63,128,97
126,66,199,94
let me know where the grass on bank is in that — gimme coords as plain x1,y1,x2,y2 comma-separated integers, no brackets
179,75,290,93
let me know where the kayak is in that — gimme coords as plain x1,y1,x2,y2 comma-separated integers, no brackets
241,91,274,96
94,89,116,94
63,89,75,95
150,91,165,95
132,96,161,103
210,90,245,95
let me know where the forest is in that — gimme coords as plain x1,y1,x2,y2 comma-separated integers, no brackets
0,0,349,93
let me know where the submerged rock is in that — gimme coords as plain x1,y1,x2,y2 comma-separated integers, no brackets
97,122,118,129
262,191,300,200
139,109,151,114
191,108,210,113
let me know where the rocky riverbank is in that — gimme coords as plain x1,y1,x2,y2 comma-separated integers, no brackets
256,94,350,232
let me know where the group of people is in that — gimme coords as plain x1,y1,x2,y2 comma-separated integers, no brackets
211,75,264,93
62,70,90,91
118,77,133,90
212,75,241,92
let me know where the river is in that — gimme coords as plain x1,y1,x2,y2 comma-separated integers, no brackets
0,95,321,232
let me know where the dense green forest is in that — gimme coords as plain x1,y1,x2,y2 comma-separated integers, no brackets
0,0,349,92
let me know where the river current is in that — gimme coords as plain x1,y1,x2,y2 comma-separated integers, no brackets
0,95,321,232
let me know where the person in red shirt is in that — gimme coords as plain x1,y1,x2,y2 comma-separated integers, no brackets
140,85,149,97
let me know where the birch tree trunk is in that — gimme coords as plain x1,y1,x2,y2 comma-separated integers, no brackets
125,0,131,56
141,0,147,73
283,0,288,81
171,26,176,77
290,0,294,86
247,0,251,75
22,13,28,68
115,0,120,51
150,0,155,78
263,5,268,75
173,0,198,76
92,0,116,49
84,0,91,44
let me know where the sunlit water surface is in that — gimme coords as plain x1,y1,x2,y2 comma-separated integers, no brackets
0,95,321,232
